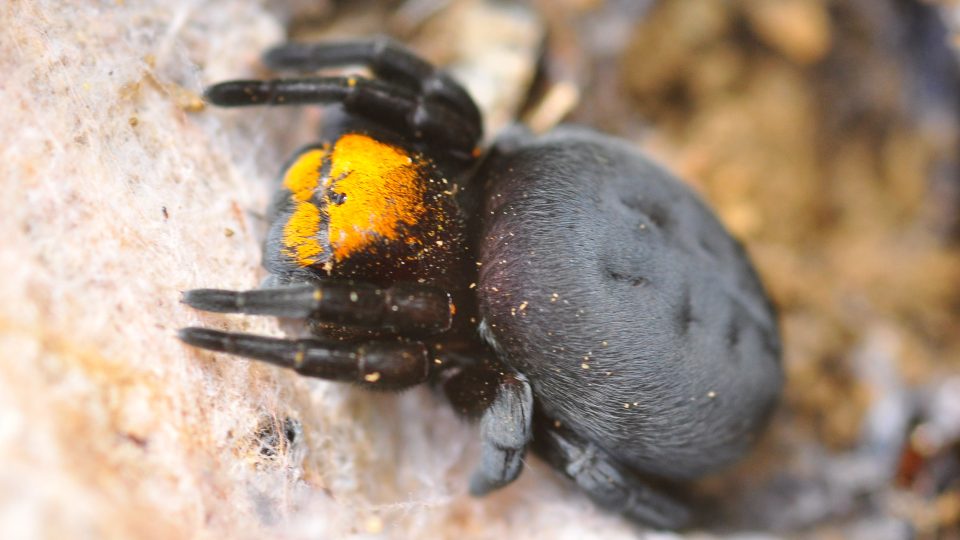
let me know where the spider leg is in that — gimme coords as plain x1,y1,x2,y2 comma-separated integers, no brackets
205,76,478,160
533,423,692,530
183,282,452,336
469,373,533,496
262,38,482,134
178,328,428,391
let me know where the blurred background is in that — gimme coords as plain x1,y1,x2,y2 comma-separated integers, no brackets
2,0,959,538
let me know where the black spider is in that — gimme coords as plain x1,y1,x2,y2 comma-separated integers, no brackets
179,38,783,530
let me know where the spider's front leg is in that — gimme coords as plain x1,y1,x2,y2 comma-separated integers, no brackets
203,38,484,162
183,281,453,335
179,280,454,390
178,327,428,391
260,38,482,131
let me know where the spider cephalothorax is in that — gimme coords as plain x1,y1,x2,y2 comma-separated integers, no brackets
179,38,783,530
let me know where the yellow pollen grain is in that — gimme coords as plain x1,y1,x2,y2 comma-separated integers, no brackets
364,372,381,383
326,134,426,261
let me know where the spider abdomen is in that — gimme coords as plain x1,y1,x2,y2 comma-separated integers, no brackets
477,127,782,480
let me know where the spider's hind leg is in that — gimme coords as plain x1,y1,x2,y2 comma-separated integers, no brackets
468,372,533,495
431,354,533,495
533,422,692,530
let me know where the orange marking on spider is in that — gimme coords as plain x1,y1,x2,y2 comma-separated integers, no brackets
325,133,427,261
281,147,328,265
283,147,326,201
283,202,324,265
280,134,431,267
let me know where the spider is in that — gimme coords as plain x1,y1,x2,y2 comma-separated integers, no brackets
179,37,783,530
